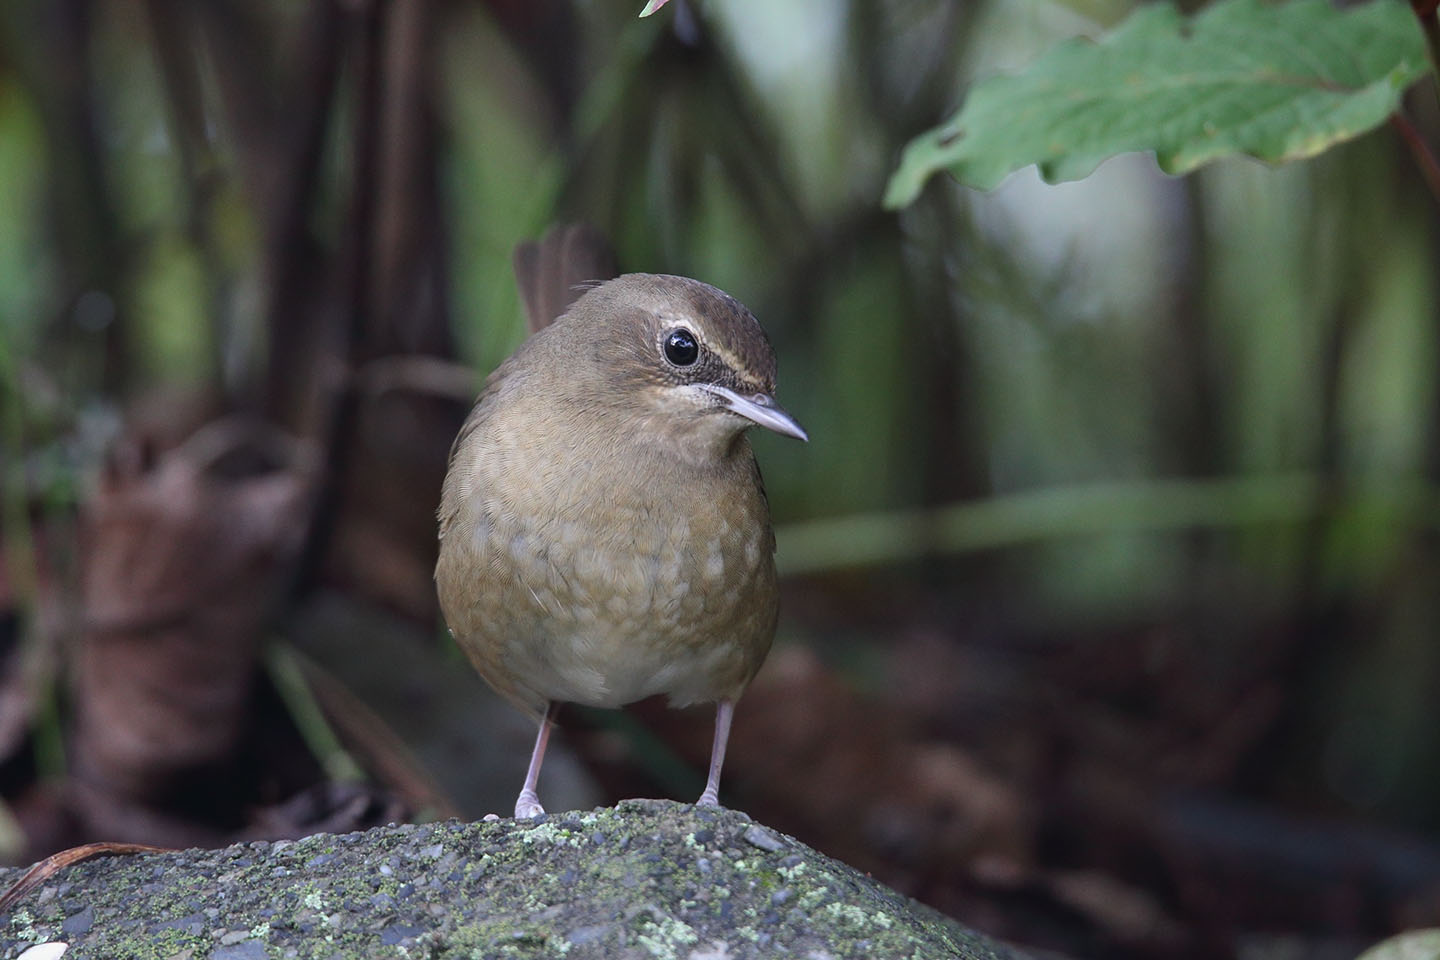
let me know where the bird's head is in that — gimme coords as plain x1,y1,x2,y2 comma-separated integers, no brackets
549,273,808,460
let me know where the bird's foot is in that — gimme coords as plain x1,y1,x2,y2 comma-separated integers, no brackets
514,789,546,819
695,787,719,808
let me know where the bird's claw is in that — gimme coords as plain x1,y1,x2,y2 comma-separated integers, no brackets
515,790,546,819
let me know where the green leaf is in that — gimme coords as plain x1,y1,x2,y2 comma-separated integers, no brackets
884,0,1429,206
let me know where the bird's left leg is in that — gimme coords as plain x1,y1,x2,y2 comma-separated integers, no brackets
696,699,734,807
515,702,560,818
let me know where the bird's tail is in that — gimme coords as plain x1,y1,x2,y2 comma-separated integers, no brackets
512,223,619,334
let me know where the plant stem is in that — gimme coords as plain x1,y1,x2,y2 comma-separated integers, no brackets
265,642,366,785
1412,0,1440,105
774,474,1440,576
1391,113,1440,206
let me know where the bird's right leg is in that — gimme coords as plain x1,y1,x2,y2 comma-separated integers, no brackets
515,701,559,819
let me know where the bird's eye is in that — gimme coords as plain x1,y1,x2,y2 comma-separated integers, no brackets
663,328,699,366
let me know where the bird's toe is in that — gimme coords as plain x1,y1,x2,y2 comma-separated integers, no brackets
515,790,546,819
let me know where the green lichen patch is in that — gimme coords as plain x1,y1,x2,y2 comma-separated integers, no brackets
0,801,1028,959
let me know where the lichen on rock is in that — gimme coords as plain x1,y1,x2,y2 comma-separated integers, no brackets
0,799,1028,959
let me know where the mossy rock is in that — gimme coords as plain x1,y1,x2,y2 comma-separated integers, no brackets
1,799,1028,959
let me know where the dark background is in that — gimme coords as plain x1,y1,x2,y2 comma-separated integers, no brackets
1,0,1439,956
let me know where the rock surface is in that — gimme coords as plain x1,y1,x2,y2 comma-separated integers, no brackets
1,799,1029,959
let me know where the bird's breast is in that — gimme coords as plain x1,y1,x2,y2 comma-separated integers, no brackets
437,422,777,712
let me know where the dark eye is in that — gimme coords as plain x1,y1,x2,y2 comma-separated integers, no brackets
663,328,699,366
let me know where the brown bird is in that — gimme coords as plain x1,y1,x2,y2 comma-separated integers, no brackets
436,227,807,818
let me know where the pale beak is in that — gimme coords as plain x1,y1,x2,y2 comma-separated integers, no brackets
702,385,809,442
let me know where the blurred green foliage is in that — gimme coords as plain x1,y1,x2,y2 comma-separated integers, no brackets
1,0,1439,831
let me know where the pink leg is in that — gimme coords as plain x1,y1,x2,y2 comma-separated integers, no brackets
515,702,559,819
696,699,734,807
